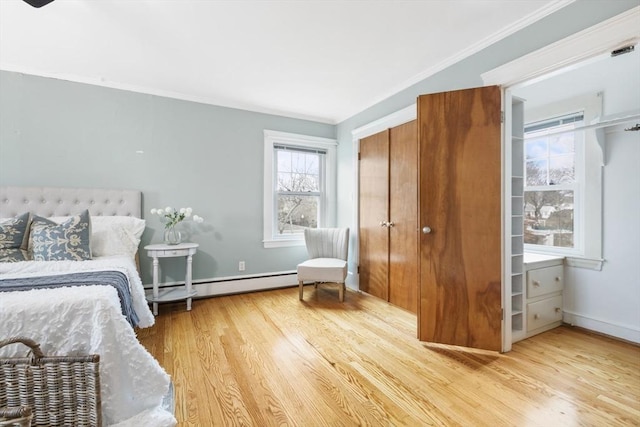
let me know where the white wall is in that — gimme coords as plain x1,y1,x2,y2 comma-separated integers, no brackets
513,48,640,343
563,126,640,342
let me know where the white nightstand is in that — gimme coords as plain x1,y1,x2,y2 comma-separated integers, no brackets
145,242,199,315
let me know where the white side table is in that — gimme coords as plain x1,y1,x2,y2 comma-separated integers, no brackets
145,242,199,315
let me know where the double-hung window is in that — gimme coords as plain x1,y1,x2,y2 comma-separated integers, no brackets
263,130,336,248
520,93,603,267
524,112,583,252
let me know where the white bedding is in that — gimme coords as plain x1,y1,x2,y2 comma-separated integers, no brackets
0,254,155,328
0,256,176,426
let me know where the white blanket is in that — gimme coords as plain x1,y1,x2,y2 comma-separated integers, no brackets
0,257,176,426
0,255,154,328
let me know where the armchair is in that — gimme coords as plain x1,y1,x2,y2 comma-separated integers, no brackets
297,228,349,302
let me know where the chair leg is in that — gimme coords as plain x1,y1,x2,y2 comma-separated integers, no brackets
299,280,304,300
339,282,345,302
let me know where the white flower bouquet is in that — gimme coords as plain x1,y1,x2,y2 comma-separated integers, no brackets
150,206,204,229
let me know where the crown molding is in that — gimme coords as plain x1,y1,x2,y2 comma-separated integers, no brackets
482,6,640,87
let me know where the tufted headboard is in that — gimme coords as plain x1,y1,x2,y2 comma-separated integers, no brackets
0,186,141,218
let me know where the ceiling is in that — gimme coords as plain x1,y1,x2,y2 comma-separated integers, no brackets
0,0,573,124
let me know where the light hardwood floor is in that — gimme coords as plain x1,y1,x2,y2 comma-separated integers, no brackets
138,287,640,426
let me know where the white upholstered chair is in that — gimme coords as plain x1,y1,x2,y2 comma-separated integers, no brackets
297,228,350,302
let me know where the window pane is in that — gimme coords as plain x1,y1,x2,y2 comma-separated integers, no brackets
526,139,547,160
524,190,574,248
276,150,320,192
549,154,575,184
276,195,318,235
277,151,292,173
549,133,574,155
526,159,548,186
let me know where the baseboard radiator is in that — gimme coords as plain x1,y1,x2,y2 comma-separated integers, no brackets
144,271,298,300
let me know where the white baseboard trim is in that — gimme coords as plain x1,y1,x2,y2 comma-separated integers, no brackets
563,309,640,344
144,271,298,299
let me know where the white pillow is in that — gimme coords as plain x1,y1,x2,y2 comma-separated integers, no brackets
90,216,146,240
48,215,146,258
91,216,146,258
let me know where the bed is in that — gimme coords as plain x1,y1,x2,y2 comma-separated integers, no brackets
0,186,176,427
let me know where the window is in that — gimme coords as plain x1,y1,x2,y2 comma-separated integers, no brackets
518,93,603,267
275,145,323,235
263,130,336,248
524,112,583,252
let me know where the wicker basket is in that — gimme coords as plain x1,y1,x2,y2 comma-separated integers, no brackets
0,405,32,427
0,337,102,427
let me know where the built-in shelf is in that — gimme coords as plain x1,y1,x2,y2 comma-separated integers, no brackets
508,97,526,347
512,255,524,274
512,177,524,196
512,198,524,216
512,275,523,293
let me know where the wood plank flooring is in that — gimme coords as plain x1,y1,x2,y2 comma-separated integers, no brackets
137,287,640,426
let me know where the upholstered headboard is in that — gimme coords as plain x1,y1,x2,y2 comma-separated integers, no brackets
0,186,141,218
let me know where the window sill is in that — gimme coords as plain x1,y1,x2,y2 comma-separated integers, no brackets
524,250,603,271
565,256,604,271
263,239,306,249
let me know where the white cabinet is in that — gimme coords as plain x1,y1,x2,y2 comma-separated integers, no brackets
506,94,565,345
527,265,563,299
523,254,564,339
527,295,563,332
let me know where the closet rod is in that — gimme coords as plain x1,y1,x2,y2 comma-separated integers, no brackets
525,113,640,139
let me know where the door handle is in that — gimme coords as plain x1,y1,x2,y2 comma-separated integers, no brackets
387,221,395,228
422,226,432,234
380,221,387,227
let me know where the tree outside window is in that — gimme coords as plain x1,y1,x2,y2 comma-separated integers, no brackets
274,145,325,235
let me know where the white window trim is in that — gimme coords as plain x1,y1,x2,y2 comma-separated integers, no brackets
263,130,337,248
522,93,602,261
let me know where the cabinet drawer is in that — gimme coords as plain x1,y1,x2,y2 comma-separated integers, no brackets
527,295,562,331
527,265,563,298
150,249,190,257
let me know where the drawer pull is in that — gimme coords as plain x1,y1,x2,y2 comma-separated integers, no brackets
534,314,539,320
172,251,178,255
555,276,562,282
533,280,540,287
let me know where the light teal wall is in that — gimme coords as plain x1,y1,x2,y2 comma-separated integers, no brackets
0,71,335,284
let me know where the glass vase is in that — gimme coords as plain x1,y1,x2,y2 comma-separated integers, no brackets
164,226,182,245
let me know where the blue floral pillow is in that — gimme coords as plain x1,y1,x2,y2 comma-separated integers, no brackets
0,248,29,262
30,210,92,261
0,212,31,262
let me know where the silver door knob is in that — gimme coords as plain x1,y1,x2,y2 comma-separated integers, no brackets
387,221,395,228
422,226,432,234
380,221,387,227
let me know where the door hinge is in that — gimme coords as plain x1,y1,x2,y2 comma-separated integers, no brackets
500,111,504,123
357,265,360,274
501,308,504,320
358,152,361,161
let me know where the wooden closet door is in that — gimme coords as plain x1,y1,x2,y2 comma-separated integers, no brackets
418,86,503,351
389,121,418,313
359,130,389,300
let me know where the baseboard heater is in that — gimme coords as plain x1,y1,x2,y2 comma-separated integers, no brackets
144,271,298,299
